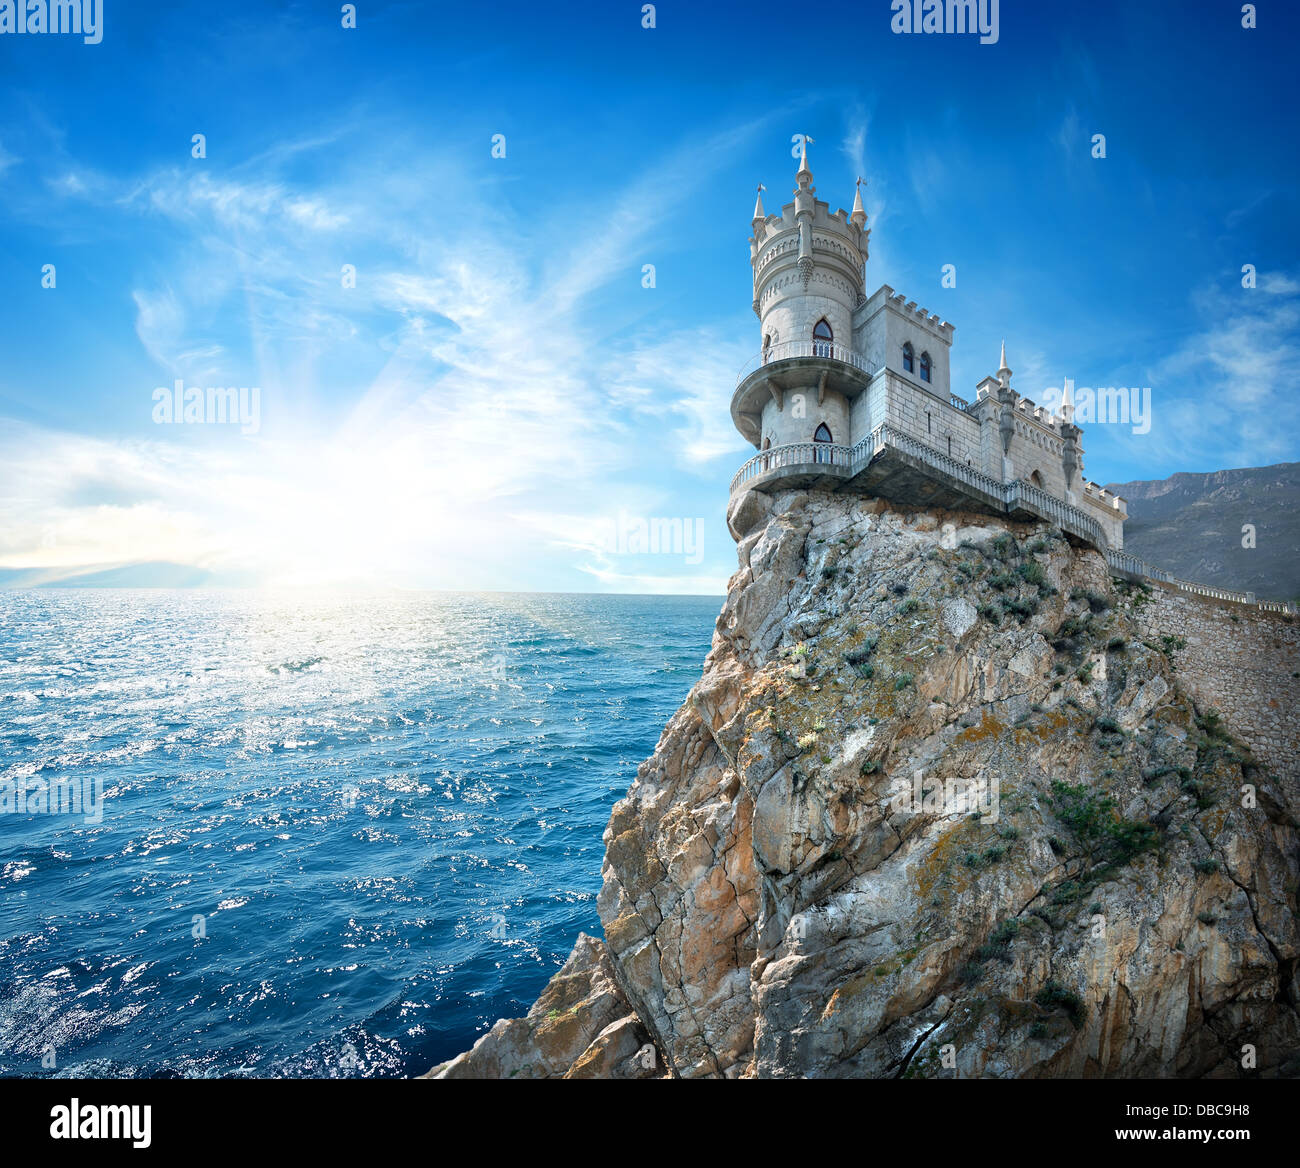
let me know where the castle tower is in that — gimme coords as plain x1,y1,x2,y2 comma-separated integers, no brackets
732,141,873,455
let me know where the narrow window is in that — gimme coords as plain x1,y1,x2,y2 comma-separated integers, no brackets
1030,470,1044,487
920,352,932,383
813,422,833,463
926,411,931,434
813,319,833,357
947,436,952,456
902,342,914,373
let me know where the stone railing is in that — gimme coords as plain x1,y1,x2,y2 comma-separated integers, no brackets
854,424,1009,502
1103,548,1296,614
735,341,874,388
729,441,853,493
1005,481,1108,549
950,393,972,412
730,431,1297,614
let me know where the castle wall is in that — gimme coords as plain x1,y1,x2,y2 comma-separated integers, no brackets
1004,414,1068,497
1087,504,1126,549
879,373,982,465
849,379,889,444
853,286,954,399
759,283,853,354
760,388,852,448
1129,587,1300,779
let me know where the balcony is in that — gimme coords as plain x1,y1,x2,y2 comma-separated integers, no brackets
731,341,877,446
735,340,874,389
729,441,853,495
730,427,1110,552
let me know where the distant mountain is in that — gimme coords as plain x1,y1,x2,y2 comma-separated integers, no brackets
1104,462,1300,602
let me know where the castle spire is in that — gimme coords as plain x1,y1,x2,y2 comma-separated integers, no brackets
796,135,814,189
752,182,767,227
998,339,1012,387
1059,376,1075,423
850,176,867,227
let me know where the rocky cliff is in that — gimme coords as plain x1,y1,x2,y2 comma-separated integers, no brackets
430,490,1300,1079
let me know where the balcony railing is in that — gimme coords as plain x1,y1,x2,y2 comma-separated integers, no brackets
1103,547,1295,610
735,340,874,388
729,441,853,493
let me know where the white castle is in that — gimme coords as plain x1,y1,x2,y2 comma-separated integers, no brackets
730,140,1127,552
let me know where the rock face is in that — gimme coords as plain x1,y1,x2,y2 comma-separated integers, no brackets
425,934,659,1079
432,490,1300,1079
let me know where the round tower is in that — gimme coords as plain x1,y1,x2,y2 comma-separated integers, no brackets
731,142,872,472
751,139,868,358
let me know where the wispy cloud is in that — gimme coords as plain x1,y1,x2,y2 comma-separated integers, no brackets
0,115,772,592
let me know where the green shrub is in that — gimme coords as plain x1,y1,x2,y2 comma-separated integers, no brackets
1070,589,1110,613
1035,980,1085,1027
989,919,1020,946
894,672,914,690
1017,560,1046,586
844,639,877,665
1004,596,1038,621
1049,779,1160,866
989,534,1019,562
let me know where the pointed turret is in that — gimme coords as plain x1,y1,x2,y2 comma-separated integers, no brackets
752,183,767,232
795,135,814,189
850,177,867,228
1059,376,1075,423
997,339,1012,387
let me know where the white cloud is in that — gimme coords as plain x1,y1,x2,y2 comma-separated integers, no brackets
1,118,774,592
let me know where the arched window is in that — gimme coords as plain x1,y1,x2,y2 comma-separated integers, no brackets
812,319,833,357
902,342,914,373
762,436,771,450
1030,470,1044,488
813,422,833,463
919,352,932,383
762,333,772,363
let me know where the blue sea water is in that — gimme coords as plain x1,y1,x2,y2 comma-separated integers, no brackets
0,590,717,1078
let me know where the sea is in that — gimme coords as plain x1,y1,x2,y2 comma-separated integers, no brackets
0,590,718,1077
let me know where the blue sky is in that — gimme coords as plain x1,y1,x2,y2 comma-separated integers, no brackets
1,0,1297,592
